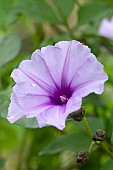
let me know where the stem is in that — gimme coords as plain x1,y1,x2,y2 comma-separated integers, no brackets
88,141,95,154
82,116,113,160
17,129,35,170
100,142,113,160
51,0,75,39
75,0,81,8
82,117,92,139
65,22,75,39
101,43,113,55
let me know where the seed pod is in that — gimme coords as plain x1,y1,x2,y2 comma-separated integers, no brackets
76,151,88,164
92,129,105,141
70,106,85,121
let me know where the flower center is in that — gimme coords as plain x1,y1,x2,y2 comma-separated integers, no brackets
60,95,68,104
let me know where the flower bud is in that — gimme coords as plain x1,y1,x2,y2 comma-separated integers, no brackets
76,151,88,164
92,129,105,142
70,106,85,121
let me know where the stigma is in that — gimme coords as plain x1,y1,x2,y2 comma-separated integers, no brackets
60,95,68,104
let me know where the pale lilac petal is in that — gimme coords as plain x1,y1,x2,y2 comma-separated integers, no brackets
7,114,23,123
37,94,82,130
7,92,53,122
36,105,66,130
55,41,74,89
18,52,57,94
65,95,82,115
74,82,104,98
11,69,48,95
41,46,63,88
11,69,28,83
7,40,108,130
69,53,108,94
99,17,113,39
15,94,50,110
25,105,52,119
42,41,91,89
13,81,48,96
57,41,91,88
7,93,24,123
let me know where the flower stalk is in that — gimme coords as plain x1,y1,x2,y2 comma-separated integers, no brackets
100,142,113,160
82,117,92,139
82,116,113,160
88,141,95,154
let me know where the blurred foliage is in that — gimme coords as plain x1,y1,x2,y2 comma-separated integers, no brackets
0,34,21,68
78,3,113,24
0,0,113,169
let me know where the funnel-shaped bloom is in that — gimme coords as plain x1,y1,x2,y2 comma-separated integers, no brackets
7,40,108,130
99,17,113,39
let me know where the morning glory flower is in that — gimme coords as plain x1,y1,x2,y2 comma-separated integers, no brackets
7,40,108,130
98,17,113,39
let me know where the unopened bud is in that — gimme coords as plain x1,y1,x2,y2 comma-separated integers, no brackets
92,129,105,142
70,106,85,121
76,151,88,164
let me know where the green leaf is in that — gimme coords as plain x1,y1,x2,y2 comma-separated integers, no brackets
0,0,18,29
86,117,104,133
101,159,113,170
53,0,75,18
75,116,105,134
39,132,91,155
0,158,5,168
100,36,113,55
109,109,113,136
88,0,113,5
83,94,106,108
0,34,21,68
0,116,25,151
14,0,60,24
99,55,113,83
78,3,113,24
16,117,39,128
111,132,113,145
0,87,11,118
40,34,71,47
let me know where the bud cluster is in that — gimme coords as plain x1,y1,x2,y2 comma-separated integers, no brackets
70,106,85,121
76,151,88,164
92,129,105,142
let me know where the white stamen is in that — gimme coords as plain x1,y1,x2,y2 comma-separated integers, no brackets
31,83,36,87
60,95,68,103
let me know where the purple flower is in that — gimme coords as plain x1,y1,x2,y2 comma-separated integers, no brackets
98,17,113,39
7,40,108,130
